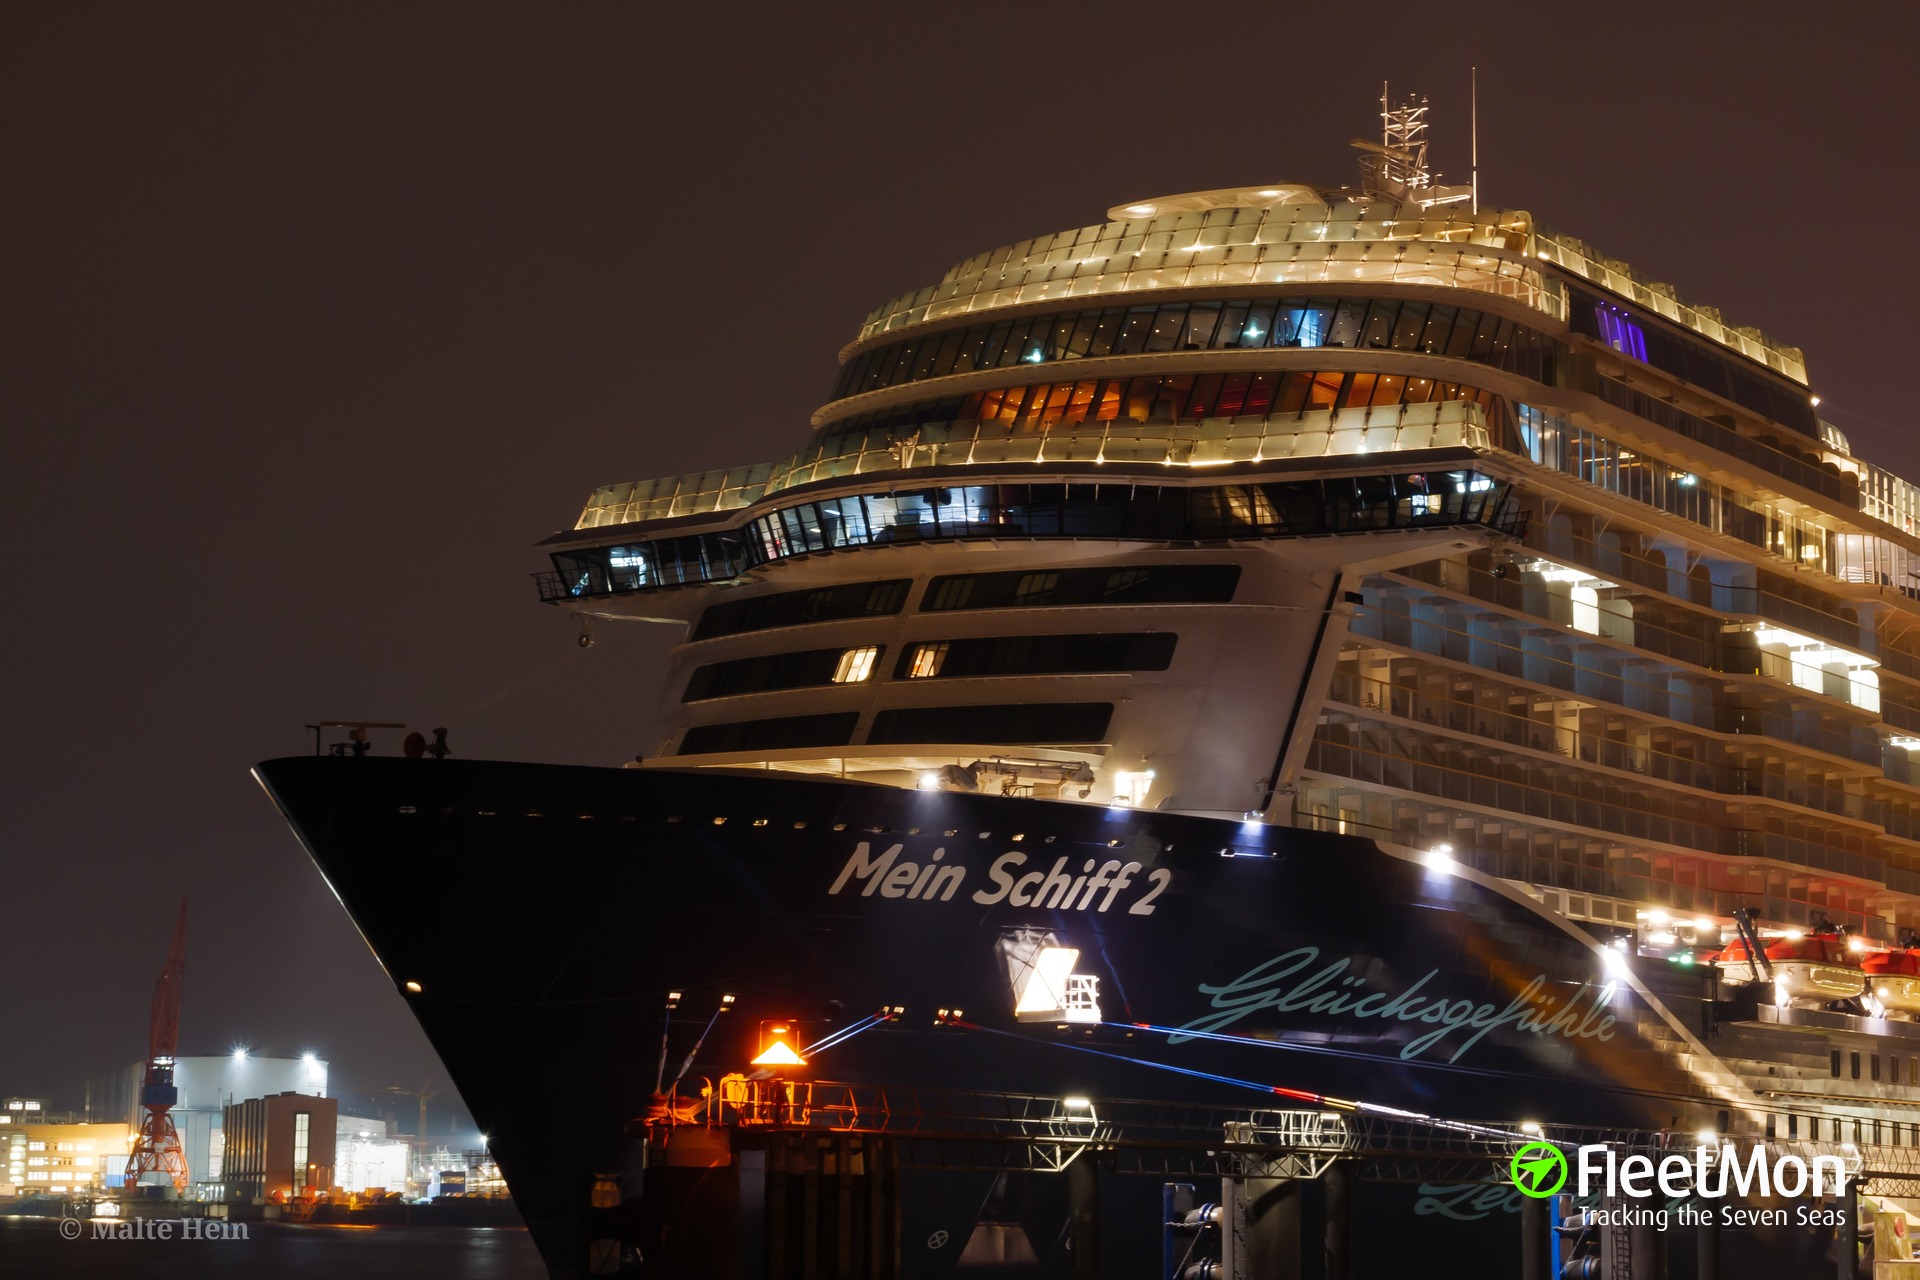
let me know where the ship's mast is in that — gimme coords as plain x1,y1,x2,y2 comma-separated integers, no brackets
1352,85,1472,209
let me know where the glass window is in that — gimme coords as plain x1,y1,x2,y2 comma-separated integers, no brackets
906,642,949,678
1084,309,1122,358
1241,299,1281,347
833,295,1565,402
977,321,1013,369
1305,370,1344,411
921,565,1239,611
929,329,966,378
1215,372,1253,417
1113,306,1157,356
693,579,912,640
1391,302,1430,350
1358,300,1398,349
832,646,879,683
1371,374,1406,407
1326,300,1365,349
1064,312,1101,359
1182,301,1222,350
1217,301,1251,347
894,632,1176,679
1417,304,1457,354
1184,373,1226,419
1466,313,1500,360
1145,304,1188,353
1242,373,1277,417
1015,573,1059,604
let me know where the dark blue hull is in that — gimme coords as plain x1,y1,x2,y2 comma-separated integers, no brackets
256,757,1807,1279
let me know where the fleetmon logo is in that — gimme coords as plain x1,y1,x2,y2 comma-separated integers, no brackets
1509,1142,1569,1198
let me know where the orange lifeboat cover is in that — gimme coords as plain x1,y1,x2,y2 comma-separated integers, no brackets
1863,949,1920,976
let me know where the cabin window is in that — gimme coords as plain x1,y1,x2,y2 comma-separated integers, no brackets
694,579,910,641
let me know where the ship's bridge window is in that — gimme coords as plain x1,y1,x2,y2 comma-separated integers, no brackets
552,474,1513,603
897,633,1176,680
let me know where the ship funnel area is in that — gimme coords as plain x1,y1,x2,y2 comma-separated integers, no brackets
1351,83,1473,209
1001,927,1101,1024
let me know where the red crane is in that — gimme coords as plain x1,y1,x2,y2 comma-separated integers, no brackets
125,901,189,1194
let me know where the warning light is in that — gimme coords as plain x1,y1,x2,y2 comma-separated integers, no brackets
751,1020,807,1068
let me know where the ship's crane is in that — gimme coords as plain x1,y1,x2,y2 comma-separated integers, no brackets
125,901,189,1194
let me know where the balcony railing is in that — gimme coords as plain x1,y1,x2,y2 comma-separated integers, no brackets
1305,732,1887,886
572,400,1495,531
1324,669,1911,839
1349,608,1887,768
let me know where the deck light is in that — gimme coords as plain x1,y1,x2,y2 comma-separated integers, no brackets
752,1022,807,1067
1062,1097,1092,1110
404,981,423,994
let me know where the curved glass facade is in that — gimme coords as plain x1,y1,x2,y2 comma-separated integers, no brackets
540,471,1520,601
831,296,1558,404
1568,288,1818,437
858,214,1554,344
824,368,1498,442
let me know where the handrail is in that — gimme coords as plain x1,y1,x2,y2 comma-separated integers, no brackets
1324,669,1908,839
572,400,1495,531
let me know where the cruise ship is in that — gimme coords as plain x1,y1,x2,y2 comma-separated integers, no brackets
258,101,1920,1278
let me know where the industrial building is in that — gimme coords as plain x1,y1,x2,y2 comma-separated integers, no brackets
87,1053,328,1195
220,1091,338,1202
335,1114,410,1195
1,1114,131,1196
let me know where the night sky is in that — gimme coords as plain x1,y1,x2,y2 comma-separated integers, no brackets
5,5,1915,1127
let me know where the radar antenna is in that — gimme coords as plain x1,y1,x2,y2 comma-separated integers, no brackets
1351,83,1472,209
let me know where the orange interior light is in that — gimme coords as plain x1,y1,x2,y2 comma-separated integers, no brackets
751,1020,807,1067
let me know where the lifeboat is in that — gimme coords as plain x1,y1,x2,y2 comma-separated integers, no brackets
1711,932,1866,1008
1864,948,1920,1020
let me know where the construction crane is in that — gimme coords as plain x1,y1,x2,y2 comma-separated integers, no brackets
381,1083,439,1142
125,901,189,1194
